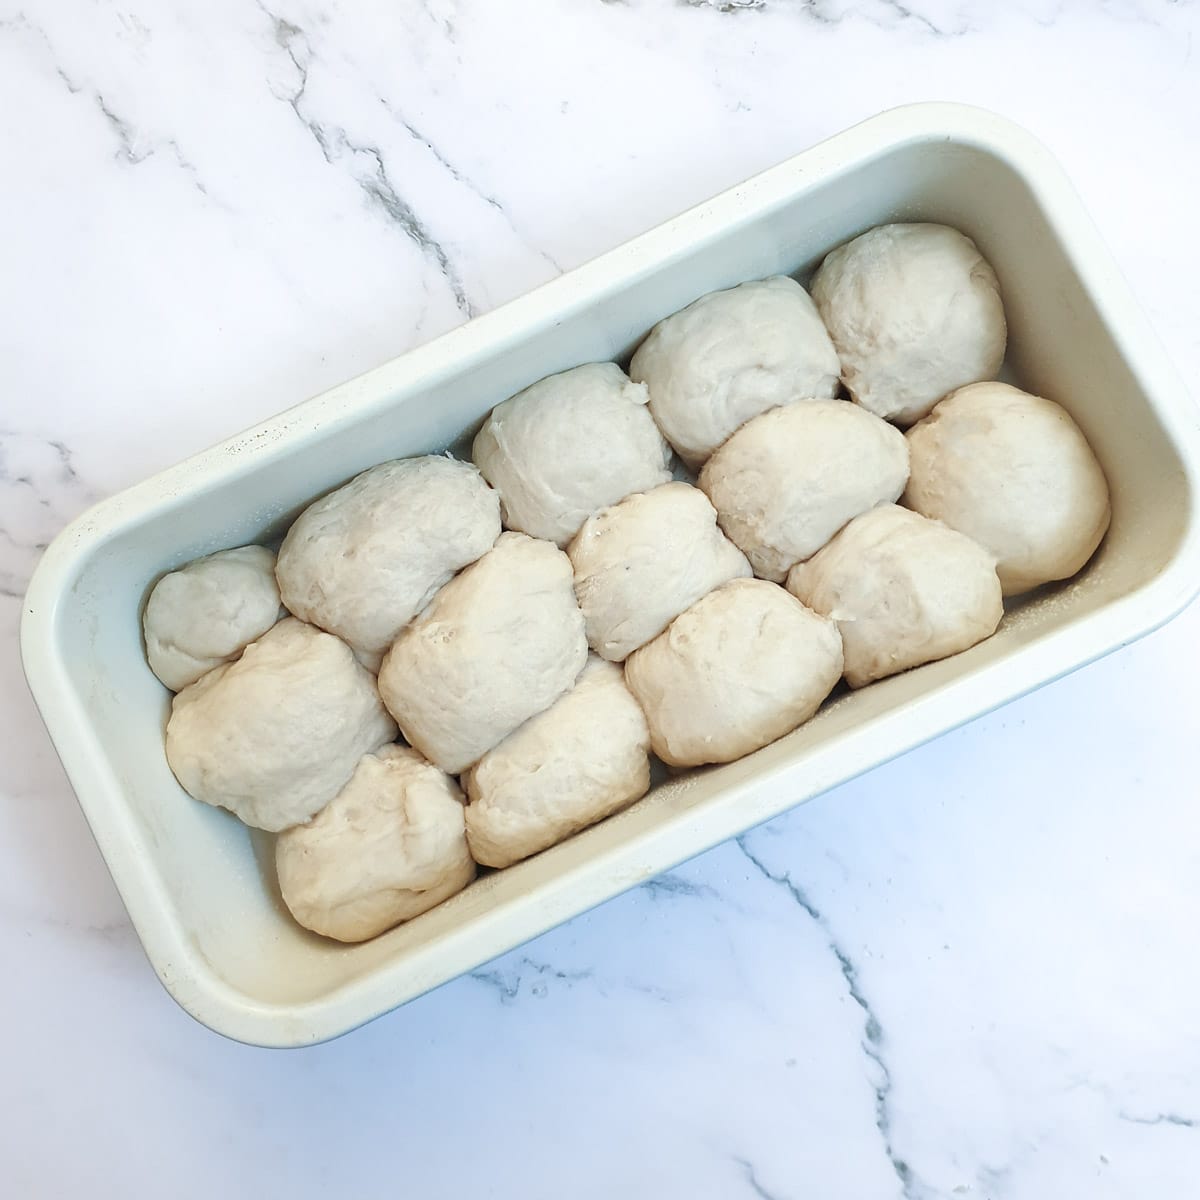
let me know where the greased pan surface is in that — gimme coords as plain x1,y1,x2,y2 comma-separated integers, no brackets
21,104,1200,1046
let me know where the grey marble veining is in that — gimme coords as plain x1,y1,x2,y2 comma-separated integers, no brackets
2,1,1199,1196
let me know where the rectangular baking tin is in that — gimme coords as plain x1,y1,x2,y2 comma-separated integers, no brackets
21,103,1200,1046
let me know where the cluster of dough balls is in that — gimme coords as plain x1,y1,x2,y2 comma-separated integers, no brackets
145,222,1110,944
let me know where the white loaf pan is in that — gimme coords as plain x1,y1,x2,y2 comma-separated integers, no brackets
21,103,1200,1047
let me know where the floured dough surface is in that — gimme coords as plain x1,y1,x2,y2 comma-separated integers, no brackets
788,504,1003,688
569,482,751,662
276,745,475,942
464,655,651,869
276,456,501,660
378,532,588,774
143,545,283,691
473,362,672,547
699,399,909,581
623,578,843,767
629,276,840,470
165,618,398,831
904,381,1111,595
811,223,1006,425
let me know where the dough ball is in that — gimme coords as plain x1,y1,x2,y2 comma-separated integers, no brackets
166,618,398,832
472,362,672,547
811,223,1006,425
903,381,1111,595
276,744,475,942
569,482,751,662
624,578,842,767
463,655,651,869
699,400,909,582
378,532,588,774
143,545,283,691
276,456,501,660
629,276,840,470
787,505,1003,688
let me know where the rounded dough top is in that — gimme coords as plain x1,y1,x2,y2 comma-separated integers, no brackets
568,481,751,662
629,275,841,471
276,744,475,943
275,456,501,659
904,381,1111,595
464,655,651,869
472,362,672,547
787,504,1003,688
165,617,398,832
811,223,1006,425
378,531,588,774
143,545,283,691
623,577,843,768
699,399,909,581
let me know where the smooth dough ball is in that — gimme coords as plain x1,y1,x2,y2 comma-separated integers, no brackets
143,545,283,691
472,362,673,547
624,578,843,768
166,618,398,832
629,276,840,470
811,223,1007,425
463,655,651,869
787,505,1003,688
904,381,1111,595
378,532,588,774
276,456,501,661
699,400,909,582
569,482,751,662
276,744,475,942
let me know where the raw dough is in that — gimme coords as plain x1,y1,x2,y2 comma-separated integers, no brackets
165,618,398,832
276,456,500,661
623,578,843,767
629,276,840,470
143,545,283,691
903,381,1111,595
811,223,1006,425
568,481,751,662
472,361,672,546
699,399,909,581
276,744,475,942
378,532,588,774
463,655,651,869
787,504,1003,688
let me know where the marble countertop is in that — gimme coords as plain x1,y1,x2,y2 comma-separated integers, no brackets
4,1,1199,1196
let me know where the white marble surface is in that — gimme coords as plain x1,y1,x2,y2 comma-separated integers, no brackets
3,1,1200,1196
